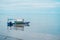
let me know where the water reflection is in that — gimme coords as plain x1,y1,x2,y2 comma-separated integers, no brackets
14,26,24,31
7,23,30,31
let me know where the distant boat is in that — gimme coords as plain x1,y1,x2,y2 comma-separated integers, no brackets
7,18,30,27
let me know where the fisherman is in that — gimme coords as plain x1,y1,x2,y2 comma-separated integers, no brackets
7,21,13,30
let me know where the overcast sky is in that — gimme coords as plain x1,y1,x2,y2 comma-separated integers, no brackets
0,0,60,15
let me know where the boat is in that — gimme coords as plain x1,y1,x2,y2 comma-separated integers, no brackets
7,18,30,27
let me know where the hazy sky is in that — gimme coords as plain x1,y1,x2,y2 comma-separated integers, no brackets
0,0,60,15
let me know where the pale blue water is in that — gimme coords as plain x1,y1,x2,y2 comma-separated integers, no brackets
0,0,60,40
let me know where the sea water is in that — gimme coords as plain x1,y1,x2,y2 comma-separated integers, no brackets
0,0,60,40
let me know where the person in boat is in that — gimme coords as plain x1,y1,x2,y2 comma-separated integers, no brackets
7,21,13,30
